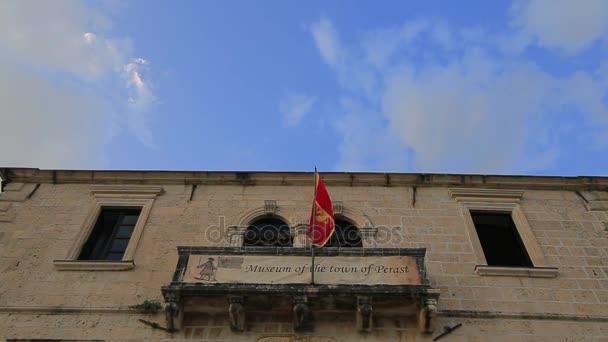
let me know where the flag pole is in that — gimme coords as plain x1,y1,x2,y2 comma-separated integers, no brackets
311,166,317,285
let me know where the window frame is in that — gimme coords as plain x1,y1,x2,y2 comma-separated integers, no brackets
78,207,142,261
54,185,162,271
324,217,363,248
243,216,293,247
450,188,557,278
469,210,533,268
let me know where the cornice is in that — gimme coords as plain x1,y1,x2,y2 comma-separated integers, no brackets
2,168,608,191
53,260,135,271
474,265,558,278
89,184,164,197
578,190,608,210
449,188,524,202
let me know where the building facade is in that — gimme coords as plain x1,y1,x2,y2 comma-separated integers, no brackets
0,168,607,341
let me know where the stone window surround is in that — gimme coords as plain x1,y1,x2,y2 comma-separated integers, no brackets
228,201,377,248
53,185,163,271
449,188,558,278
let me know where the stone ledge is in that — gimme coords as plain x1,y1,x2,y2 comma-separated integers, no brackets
475,265,558,278
0,183,38,202
586,201,608,210
439,309,608,322
164,283,438,297
449,188,524,202
53,260,135,271
176,246,427,257
578,191,608,210
89,184,164,197
0,305,135,314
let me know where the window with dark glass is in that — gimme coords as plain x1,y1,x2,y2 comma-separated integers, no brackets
78,208,141,261
471,211,532,267
243,217,292,247
324,219,362,247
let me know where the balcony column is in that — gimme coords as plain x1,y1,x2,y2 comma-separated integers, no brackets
227,226,248,247
292,224,309,247
359,226,378,248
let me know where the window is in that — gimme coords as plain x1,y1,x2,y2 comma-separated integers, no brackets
325,218,362,247
54,185,162,271
470,211,532,267
449,188,557,277
244,217,292,247
78,208,141,261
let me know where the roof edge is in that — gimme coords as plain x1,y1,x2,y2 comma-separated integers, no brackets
1,167,607,191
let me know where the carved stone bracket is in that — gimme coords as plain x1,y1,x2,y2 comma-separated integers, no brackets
293,295,310,332
164,293,183,332
0,182,38,203
228,295,246,332
356,296,373,333
0,182,39,222
419,297,438,334
333,201,344,215
264,200,278,214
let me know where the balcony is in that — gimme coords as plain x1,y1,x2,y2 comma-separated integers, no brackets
162,247,440,334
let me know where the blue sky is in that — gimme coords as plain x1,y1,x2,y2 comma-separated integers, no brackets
1,0,608,175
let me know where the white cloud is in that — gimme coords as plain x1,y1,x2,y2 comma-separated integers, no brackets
0,1,129,81
382,55,560,172
0,63,105,168
123,58,156,146
0,1,156,168
279,92,317,127
310,15,608,173
311,17,344,68
510,0,608,54
334,98,408,171
361,19,430,70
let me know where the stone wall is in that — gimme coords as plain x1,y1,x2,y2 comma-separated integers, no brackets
0,170,607,340
2,312,607,341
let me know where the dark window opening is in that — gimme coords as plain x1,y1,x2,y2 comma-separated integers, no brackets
78,208,141,261
324,219,362,247
243,217,292,247
471,211,532,267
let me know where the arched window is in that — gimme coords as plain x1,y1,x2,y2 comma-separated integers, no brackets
243,217,292,247
325,218,362,247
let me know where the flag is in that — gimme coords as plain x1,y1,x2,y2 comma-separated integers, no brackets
308,172,335,247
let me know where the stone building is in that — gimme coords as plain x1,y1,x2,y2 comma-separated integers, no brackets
0,167,607,341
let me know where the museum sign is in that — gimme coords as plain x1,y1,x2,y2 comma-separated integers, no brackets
162,247,439,334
